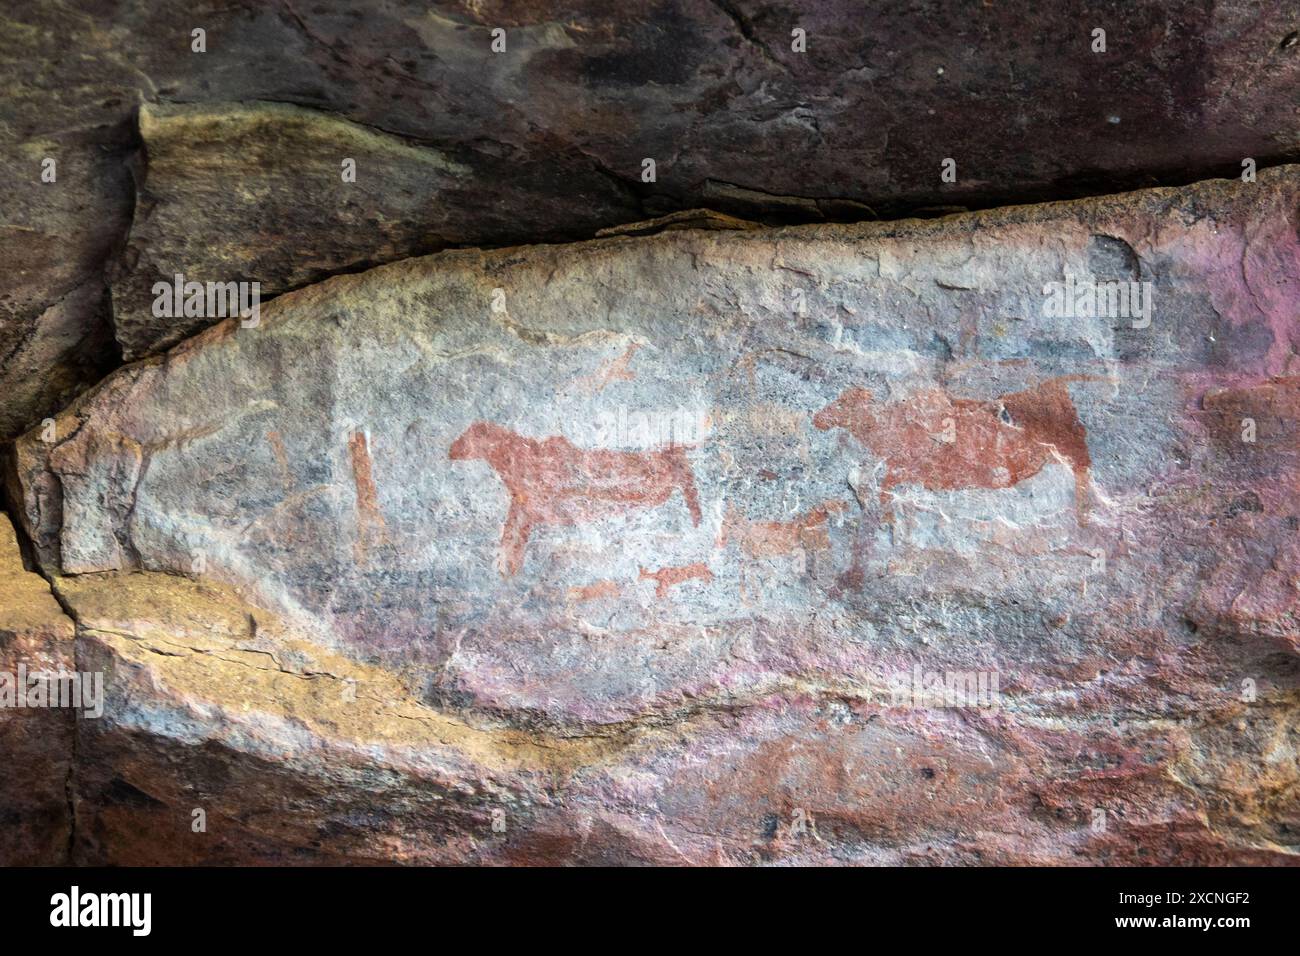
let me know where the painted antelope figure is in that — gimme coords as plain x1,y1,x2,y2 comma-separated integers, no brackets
813,377,1096,521
449,421,702,576
717,500,849,558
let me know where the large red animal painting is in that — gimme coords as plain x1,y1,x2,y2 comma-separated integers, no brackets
450,421,702,575
813,377,1094,519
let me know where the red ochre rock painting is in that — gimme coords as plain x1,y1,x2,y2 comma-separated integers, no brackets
718,501,849,558
814,377,1096,519
449,421,702,575
566,579,621,603
639,562,714,598
347,430,387,562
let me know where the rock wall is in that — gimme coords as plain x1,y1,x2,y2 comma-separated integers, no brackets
4,167,1296,864
4,1,1299,439
0,516,75,864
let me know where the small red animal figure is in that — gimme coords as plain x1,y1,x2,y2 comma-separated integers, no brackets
449,421,702,576
813,377,1094,520
639,562,714,598
718,501,848,558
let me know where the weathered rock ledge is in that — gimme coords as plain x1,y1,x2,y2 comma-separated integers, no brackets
5,1,1299,441
3,168,1298,864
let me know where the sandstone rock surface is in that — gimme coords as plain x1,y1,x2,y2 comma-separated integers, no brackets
7,169,1298,863
108,101,638,359
4,1,1299,435
0,515,74,864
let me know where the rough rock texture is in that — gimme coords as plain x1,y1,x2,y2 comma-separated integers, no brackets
8,169,1298,864
108,101,633,358
3,1,1299,433
0,515,75,864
